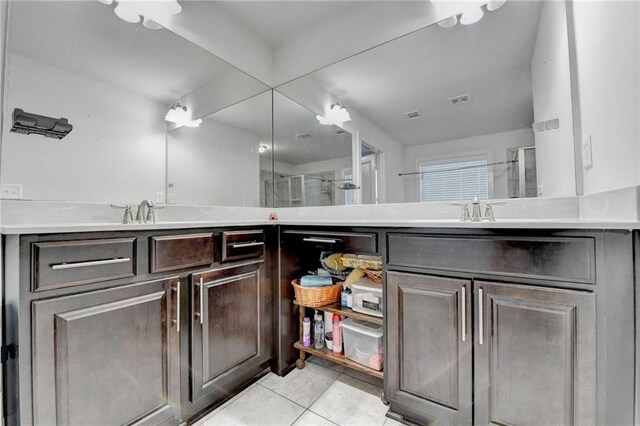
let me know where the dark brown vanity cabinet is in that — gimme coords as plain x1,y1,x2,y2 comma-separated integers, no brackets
387,272,596,426
384,230,636,426
189,261,270,408
31,277,182,426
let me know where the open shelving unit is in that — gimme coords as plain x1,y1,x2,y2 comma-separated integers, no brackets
293,300,383,379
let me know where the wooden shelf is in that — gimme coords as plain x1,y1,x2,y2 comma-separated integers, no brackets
293,341,383,379
295,301,383,325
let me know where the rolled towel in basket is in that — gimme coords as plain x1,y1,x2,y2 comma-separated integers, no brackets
300,275,333,287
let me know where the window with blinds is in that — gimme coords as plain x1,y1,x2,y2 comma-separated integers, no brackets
419,156,489,202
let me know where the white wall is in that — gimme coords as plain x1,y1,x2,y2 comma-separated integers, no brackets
167,116,260,206
571,0,640,195
404,129,534,202
531,0,576,197
276,76,407,204
2,53,166,204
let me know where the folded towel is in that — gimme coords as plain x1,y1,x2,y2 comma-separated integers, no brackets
300,275,333,287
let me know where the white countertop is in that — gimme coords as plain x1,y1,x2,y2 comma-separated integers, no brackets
2,187,638,234
1,218,638,235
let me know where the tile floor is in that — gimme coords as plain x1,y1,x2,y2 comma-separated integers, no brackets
195,357,401,426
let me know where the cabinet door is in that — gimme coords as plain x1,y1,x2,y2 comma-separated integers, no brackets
475,281,596,426
386,271,472,425
191,264,261,402
32,277,181,426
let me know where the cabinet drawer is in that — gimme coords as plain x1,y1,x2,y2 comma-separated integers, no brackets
32,238,136,292
222,230,265,262
387,233,595,284
150,233,214,273
283,230,377,253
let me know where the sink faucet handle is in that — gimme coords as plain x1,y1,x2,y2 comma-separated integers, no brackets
483,201,506,222
145,204,165,224
110,204,134,224
451,202,471,222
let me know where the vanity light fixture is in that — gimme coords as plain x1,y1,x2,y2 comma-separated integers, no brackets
435,0,506,28
258,144,269,153
97,0,182,29
165,103,202,128
316,102,352,126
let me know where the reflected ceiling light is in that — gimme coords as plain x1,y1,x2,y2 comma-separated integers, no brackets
460,6,484,25
486,0,507,12
99,0,182,29
258,144,269,154
165,104,201,128
432,0,506,28
316,103,352,126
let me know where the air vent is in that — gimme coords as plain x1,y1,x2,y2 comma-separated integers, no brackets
449,93,470,105
405,111,421,119
295,132,312,139
336,130,346,134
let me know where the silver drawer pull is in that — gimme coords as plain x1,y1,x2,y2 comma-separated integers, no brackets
303,237,340,244
231,242,264,249
51,257,131,270
478,288,484,345
199,277,204,325
461,285,466,342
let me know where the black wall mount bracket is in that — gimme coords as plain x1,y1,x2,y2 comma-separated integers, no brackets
11,108,73,139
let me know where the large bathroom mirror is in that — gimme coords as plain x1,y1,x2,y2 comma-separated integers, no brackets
1,0,271,205
276,0,577,204
271,91,353,207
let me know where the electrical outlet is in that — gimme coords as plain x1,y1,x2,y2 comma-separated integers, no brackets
582,135,593,170
156,192,165,204
1,184,22,199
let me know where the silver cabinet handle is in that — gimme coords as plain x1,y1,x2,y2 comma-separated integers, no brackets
231,242,264,248
461,285,466,342
199,277,204,325
51,257,130,270
478,288,484,345
303,237,339,244
175,282,181,333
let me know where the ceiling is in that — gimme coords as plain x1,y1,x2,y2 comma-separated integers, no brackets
281,0,544,146
8,1,249,104
215,1,358,47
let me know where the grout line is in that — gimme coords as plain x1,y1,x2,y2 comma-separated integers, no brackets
256,382,309,411
289,409,308,426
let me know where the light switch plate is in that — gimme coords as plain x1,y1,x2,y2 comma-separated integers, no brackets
582,135,593,170
1,184,22,199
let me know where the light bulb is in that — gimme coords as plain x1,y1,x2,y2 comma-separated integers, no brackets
184,119,201,128
114,2,141,23
460,6,484,25
258,144,268,154
486,0,507,12
437,15,458,28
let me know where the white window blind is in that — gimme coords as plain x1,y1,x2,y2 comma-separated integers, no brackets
343,169,355,205
419,156,489,202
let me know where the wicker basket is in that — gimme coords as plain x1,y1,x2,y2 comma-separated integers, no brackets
292,279,343,308
364,269,383,284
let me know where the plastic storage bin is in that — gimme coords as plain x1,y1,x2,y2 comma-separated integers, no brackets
341,318,384,371
352,278,383,317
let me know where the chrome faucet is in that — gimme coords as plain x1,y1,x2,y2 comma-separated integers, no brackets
452,197,506,222
135,200,165,224
470,195,482,222
135,200,154,224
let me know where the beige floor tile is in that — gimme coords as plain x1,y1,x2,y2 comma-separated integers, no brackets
260,361,341,407
202,385,305,426
309,375,388,426
194,384,258,425
342,368,383,389
383,417,405,425
308,355,347,373
292,411,337,426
